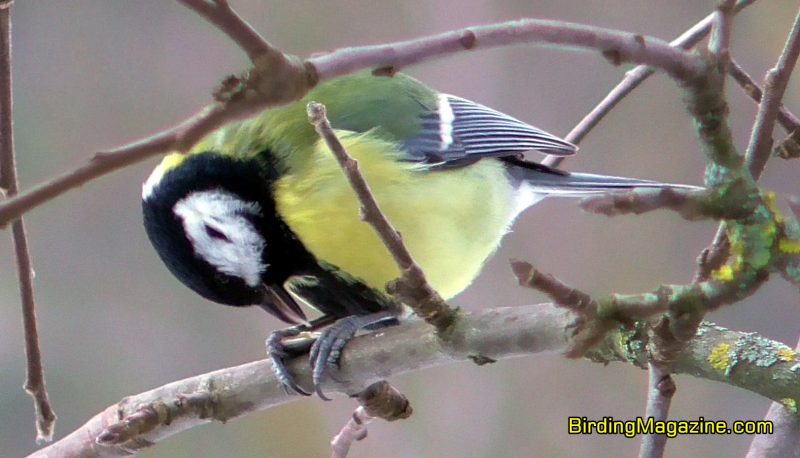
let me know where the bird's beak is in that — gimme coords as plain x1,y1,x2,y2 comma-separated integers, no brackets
260,284,308,325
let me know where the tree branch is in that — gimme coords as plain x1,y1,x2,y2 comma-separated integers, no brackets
176,0,273,61
744,7,800,180
29,303,800,458
0,14,707,228
708,0,736,64
310,19,703,82
638,362,676,458
729,59,800,138
580,187,721,220
0,0,56,443
543,0,758,168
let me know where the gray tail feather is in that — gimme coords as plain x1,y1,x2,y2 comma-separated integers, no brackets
505,159,702,196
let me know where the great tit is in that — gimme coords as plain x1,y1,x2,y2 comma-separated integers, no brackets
141,72,696,397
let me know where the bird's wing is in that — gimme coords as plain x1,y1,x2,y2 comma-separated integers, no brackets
314,73,576,168
400,94,577,167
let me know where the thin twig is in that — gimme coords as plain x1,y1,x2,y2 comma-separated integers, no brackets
543,0,758,168
510,260,613,357
638,362,676,458
311,20,703,82
510,260,595,315
330,381,412,458
708,0,736,64
0,2,56,443
306,102,454,329
0,16,707,227
29,304,800,458
330,406,371,458
745,7,800,180
729,58,800,135
580,187,722,220
177,0,272,60
580,179,757,221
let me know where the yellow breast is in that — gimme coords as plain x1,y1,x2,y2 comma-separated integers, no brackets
274,132,516,300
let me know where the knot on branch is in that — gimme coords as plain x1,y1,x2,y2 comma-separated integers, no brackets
215,52,317,107
386,274,458,333
356,381,413,422
774,130,800,158
97,402,168,446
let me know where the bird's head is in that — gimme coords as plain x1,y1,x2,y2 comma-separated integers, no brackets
141,152,278,308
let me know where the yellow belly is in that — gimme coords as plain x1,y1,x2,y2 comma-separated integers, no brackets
274,133,516,300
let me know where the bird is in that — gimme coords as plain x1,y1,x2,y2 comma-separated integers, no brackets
141,71,698,398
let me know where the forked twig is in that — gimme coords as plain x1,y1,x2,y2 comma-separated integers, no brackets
0,1,56,443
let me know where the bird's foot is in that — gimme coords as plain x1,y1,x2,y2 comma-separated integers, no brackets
267,325,315,396
267,312,398,399
309,311,398,400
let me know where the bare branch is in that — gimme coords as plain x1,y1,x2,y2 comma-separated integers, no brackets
330,381,411,458
310,20,703,82
29,304,800,458
0,16,707,227
580,188,712,220
708,0,736,63
177,0,272,61
638,362,677,458
330,406,370,458
510,259,610,358
543,0,758,168
306,102,454,329
579,184,756,221
510,260,595,315
745,7,800,180
745,401,800,457
729,59,800,136
0,2,56,443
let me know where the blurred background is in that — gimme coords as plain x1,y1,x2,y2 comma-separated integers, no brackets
1,0,798,456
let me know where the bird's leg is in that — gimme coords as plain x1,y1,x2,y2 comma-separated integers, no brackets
308,311,399,400
267,315,336,397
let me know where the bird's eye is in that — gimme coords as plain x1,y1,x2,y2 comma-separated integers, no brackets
204,224,230,242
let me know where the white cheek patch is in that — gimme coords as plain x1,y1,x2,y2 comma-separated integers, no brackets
173,190,266,287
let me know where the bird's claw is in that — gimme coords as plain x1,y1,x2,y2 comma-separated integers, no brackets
266,327,313,397
267,312,398,400
309,311,398,400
